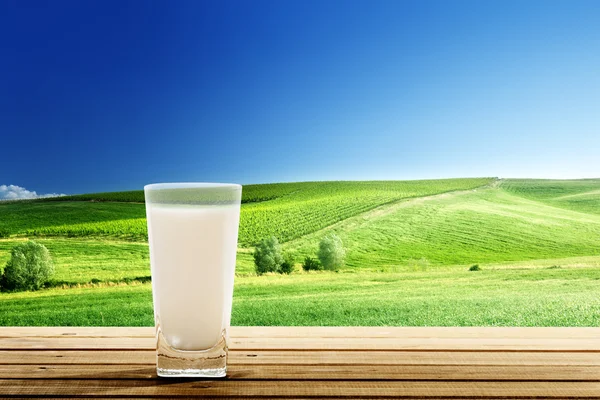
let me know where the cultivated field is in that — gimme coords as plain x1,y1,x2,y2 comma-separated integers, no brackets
0,178,491,245
0,177,599,326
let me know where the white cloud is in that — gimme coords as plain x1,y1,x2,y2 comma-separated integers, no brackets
0,185,65,201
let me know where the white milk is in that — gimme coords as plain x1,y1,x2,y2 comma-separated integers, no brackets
146,204,240,350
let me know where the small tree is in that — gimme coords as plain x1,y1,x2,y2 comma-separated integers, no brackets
279,253,295,274
253,237,284,275
1,241,54,291
302,256,322,271
317,234,345,271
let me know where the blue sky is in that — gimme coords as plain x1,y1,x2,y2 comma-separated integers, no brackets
1,0,599,196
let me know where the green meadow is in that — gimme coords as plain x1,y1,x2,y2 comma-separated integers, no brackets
0,177,599,326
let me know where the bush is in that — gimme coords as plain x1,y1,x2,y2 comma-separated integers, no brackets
302,256,322,271
253,236,284,275
469,264,481,271
0,229,10,238
279,253,295,274
1,241,54,291
317,234,346,271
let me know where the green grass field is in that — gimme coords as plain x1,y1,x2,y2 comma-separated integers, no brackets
501,178,600,215
0,239,151,284
286,184,600,268
1,266,598,327
0,177,599,326
1,178,492,245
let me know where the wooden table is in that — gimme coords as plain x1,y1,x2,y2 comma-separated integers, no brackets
1,327,599,398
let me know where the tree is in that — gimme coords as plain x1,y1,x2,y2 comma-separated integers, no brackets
317,234,346,271
253,237,284,275
1,241,54,291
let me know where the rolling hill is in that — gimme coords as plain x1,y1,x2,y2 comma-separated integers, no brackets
0,177,599,326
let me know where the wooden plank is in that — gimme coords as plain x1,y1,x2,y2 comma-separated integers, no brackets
1,364,599,381
0,337,155,350
233,326,600,339
1,380,599,397
227,350,600,366
0,398,478,400
1,328,599,399
0,327,152,338
13,397,554,400
2,326,600,339
0,396,473,400
233,336,600,351
0,364,155,379
0,337,154,350
2,336,599,351
229,337,600,351
1,350,599,365
1,397,594,400
0,350,154,364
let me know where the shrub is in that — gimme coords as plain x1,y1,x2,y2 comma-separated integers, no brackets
469,264,481,271
302,256,322,271
0,229,10,238
317,234,346,271
1,241,54,291
279,253,295,274
253,236,284,275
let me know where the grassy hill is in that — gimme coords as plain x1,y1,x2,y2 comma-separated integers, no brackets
287,181,600,269
501,178,600,215
0,177,599,327
0,178,492,244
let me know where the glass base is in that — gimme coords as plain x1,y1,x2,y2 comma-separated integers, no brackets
156,326,228,378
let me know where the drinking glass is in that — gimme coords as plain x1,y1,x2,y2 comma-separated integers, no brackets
144,183,242,378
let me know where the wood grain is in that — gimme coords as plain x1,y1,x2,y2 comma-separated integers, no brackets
2,380,600,397
1,364,599,381
2,327,599,352
0,327,598,398
3,336,600,351
2,326,600,339
2,349,599,365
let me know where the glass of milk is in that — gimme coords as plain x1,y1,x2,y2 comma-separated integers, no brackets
144,182,242,378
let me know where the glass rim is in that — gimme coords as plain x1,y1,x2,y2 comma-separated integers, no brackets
144,182,241,191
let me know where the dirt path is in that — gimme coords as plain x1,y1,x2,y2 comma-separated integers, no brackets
284,181,496,248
